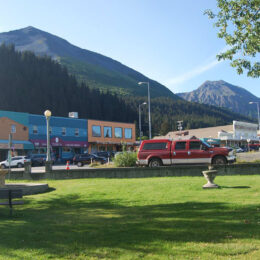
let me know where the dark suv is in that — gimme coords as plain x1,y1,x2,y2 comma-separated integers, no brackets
93,151,113,159
30,154,55,166
73,154,107,167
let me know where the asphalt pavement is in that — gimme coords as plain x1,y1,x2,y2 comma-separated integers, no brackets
13,164,91,172
236,151,260,162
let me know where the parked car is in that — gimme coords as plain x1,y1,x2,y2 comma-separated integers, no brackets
0,156,31,169
93,151,113,159
249,144,260,151
73,153,107,167
234,147,244,153
137,139,236,167
29,154,55,166
91,154,108,164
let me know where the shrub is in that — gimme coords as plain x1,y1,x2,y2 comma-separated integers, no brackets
114,152,137,167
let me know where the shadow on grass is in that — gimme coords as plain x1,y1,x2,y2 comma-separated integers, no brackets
220,186,251,189
0,194,259,258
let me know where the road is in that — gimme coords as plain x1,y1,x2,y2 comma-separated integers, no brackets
9,152,260,173
13,164,91,173
236,151,260,162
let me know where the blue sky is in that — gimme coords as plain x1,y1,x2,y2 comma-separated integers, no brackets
0,0,259,96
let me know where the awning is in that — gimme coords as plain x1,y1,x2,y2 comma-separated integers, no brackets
0,139,34,150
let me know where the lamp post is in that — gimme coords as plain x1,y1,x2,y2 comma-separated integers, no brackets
44,110,52,163
138,82,152,139
249,101,260,130
139,102,147,144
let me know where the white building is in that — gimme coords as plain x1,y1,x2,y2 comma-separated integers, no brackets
218,121,258,146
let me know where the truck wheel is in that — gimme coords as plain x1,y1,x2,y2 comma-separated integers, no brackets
149,158,162,167
1,164,6,169
212,156,227,165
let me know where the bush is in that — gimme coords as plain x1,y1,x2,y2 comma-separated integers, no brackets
113,152,137,167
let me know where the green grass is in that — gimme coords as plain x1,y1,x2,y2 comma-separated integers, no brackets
1,176,260,259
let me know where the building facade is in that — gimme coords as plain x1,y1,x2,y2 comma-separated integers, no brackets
0,111,33,160
29,114,88,161
0,110,136,160
88,119,136,153
155,121,259,147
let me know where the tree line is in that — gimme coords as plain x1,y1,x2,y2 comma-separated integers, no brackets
0,44,252,138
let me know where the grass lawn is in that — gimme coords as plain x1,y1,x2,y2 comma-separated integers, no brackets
1,175,260,259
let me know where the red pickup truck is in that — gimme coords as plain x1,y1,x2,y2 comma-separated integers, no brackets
137,139,236,167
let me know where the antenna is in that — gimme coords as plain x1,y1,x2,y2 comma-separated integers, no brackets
177,120,183,132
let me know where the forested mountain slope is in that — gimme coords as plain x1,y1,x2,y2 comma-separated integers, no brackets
0,26,177,99
0,45,252,136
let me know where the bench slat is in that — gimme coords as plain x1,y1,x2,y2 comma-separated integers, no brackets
0,189,23,199
0,201,24,205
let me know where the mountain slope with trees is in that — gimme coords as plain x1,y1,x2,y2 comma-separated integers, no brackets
0,45,252,137
0,26,177,99
177,80,260,118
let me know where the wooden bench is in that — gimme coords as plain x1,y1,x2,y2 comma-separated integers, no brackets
0,189,23,216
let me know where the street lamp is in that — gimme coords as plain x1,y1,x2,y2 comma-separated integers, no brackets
139,102,147,144
138,81,152,139
44,110,52,162
249,102,260,130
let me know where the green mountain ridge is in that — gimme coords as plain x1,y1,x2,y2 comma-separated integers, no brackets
0,44,252,137
0,26,177,98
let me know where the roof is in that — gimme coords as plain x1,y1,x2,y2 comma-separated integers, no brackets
154,125,234,140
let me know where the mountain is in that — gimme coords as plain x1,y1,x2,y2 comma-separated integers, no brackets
0,26,177,99
0,44,136,122
177,80,260,118
0,45,252,137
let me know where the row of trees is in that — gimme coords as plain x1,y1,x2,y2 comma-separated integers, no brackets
0,44,252,138
0,44,136,123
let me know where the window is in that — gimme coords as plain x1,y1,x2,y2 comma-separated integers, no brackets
114,127,122,138
175,141,186,150
104,126,112,138
11,124,16,134
62,127,66,136
92,125,101,137
125,128,132,139
189,141,201,150
75,128,79,137
33,125,38,134
142,142,167,150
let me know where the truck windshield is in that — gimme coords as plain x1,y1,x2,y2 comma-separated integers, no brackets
202,141,211,148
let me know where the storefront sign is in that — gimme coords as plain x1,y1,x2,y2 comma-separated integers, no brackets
30,138,88,148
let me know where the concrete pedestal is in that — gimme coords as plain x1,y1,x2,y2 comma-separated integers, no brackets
45,161,52,173
0,170,8,188
202,167,219,189
24,161,32,174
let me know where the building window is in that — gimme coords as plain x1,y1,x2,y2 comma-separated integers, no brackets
92,125,101,137
11,124,16,134
33,125,38,134
125,128,132,139
114,127,122,138
62,127,66,136
75,128,79,137
104,126,112,138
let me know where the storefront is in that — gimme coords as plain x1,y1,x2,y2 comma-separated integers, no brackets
0,140,34,160
29,114,88,161
88,119,136,153
218,121,259,147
